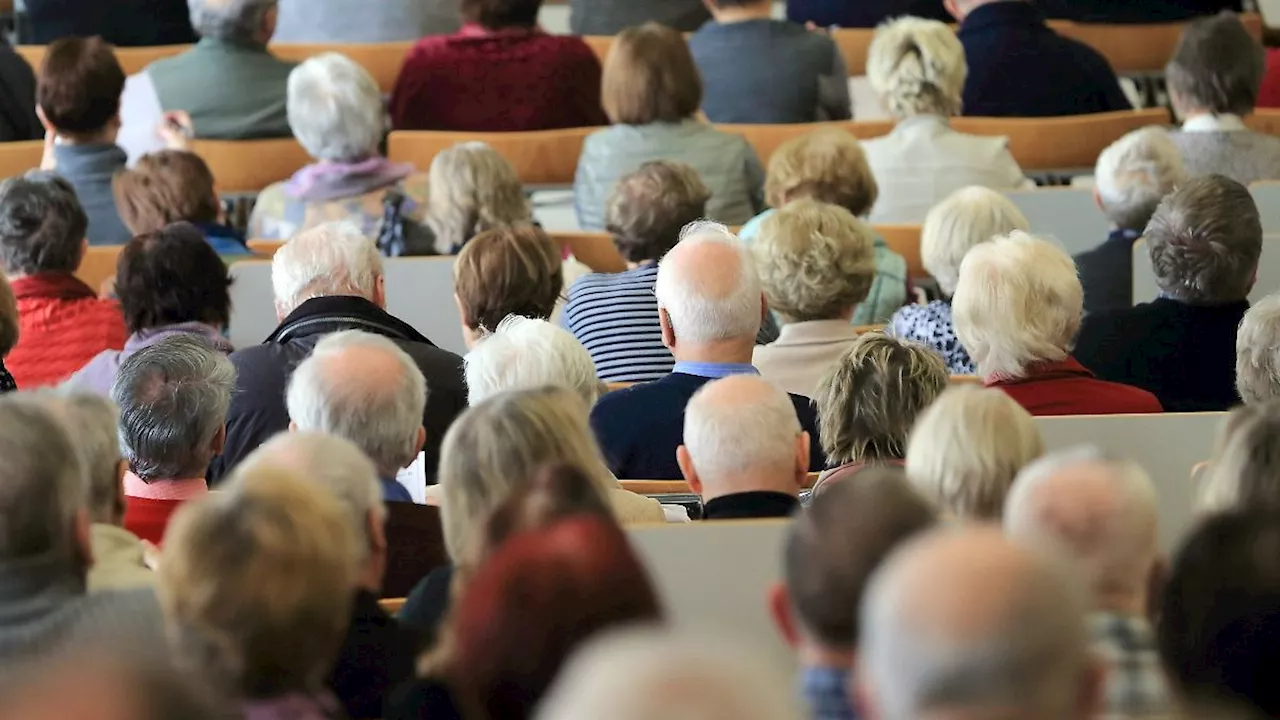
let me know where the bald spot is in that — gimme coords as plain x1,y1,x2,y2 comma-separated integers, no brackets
663,236,749,302
693,374,781,412
318,344,408,395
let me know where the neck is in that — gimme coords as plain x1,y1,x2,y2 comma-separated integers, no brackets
712,2,772,22
57,127,117,146
797,640,855,670
1095,589,1147,618
702,476,798,503
673,338,756,366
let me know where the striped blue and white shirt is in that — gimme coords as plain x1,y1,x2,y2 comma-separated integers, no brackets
562,265,675,383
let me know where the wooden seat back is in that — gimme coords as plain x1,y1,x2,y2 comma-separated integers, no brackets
0,140,43,181
189,138,312,194
951,108,1170,172
388,127,599,186
77,245,123,294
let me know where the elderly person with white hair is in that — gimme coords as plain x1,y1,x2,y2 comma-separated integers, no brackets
861,17,1031,224
857,527,1100,720
1076,127,1188,316
887,185,1029,374
905,385,1043,521
1200,402,1280,514
953,230,1162,416
1237,294,1280,405
590,221,825,480
465,315,600,406
751,199,878,397
677,375,810,520
238,432,421,719
211,222,466,484
1005,446,1172,720
1075,174,1261,412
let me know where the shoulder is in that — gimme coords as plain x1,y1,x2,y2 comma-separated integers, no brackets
609,489,666,523
545,34,601,63
397,340,465,379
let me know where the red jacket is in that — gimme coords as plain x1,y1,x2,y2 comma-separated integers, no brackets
390,24,608,132
1259,49,1280,109
988,356,1163,416
9,273,127,388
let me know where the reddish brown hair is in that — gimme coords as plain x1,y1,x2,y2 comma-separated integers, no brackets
112,151,220,235
452,226,562,333
460,0,541,28
602,23,702,125
38,37,125,135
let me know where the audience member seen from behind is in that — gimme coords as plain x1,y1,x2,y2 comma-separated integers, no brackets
0,38,41,143
0,173,126,388
273,0,460,42
857,527,1101,720
423,142,534,255
464,315,600,407
1006,446,1172,720
689,0,850,124
862,18,1031,224
751,200,877,397
590,223,825,480
390,0,607,132
285,330,427,503
536,628,803,720
948,0,1130,117
212,222,466,484
112,151,250,255
1075,175,1261,412
250,53,430,241
0,271,19,392
563,161,709,383
678,375,811,520
953,230,1163,416
887,186,1029,374
905,385,1044,521
769,469,936,720
159,469,357,720
739,128,907,324
111,335,234,545
1236,294,1280,405
812,333,948,488
1167,12,1280,185
1199,402,1280,514
66,224,233,397
36,37,131,246
453,226,563,349
236,432,421,719
1077,127,1188,316
1158,510,1280,718
574,23,764,230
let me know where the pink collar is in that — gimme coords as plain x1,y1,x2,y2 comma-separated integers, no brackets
123,470,208,501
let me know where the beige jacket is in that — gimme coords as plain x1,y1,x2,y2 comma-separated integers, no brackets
609,488,667,525
87,524,155,593
753,320,862,398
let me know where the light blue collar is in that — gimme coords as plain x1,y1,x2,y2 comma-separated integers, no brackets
672,361,759,379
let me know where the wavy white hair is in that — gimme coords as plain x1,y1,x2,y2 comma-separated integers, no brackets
271,222,383,317
1094,127,1187,232
867,17,967,118
288,53,386,163
921,186,1030,297
1237,294,1280,405
464,315,600,406
654,221,761,344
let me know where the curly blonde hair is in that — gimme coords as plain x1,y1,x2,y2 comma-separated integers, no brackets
426,142,533,255
866,17,967,119
753,199,876,323
764,128,878,215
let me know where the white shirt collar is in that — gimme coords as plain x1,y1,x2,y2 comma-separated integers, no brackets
1182,113,1248,133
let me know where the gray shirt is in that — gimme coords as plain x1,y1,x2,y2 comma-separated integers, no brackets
272,0,462,43
53,143,131,246
1169,128,1280,186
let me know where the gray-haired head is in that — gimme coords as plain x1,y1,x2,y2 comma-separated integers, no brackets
189,0,278,44
111,335,236,481
1167,12,1265,118
0,394,86,560
464,315,600,406
1094,127,1188,232
36,390,123,526
424,142,532,255
1146,174,1261,304
655,221,762,345
858,527,1095,720
286,330,427,477
288,53,385,164
1237,294,1280,405
271,222,384,318
0,171,87,277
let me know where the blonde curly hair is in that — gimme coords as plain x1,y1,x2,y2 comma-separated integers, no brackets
866,17,967,119
764,128,878,215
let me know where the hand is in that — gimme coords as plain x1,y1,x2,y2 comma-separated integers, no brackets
157,111,194,151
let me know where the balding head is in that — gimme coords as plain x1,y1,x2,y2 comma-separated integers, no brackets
655,222,764,362
286,330,427,477
1005,447,1159,616
858,527,1097,720
677,375,809,501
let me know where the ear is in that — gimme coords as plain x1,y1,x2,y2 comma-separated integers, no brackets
74,508,94,569
659,307,676,349
374,273,388,309
366,508,388,559
794,431,811,488
413,426,426,458
1092,186,1104,213
677,445,701,495
36,104,51,132
767,582,802,648
760,293,769,326
943,0,962,21
210,424,227,456
77,237,88,269
113,459,128,523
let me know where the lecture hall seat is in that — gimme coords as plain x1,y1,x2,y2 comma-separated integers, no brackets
189,138,312,194
0,140,43,181
387,126,599,186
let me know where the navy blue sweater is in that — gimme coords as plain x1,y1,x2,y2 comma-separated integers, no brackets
590,372,826,480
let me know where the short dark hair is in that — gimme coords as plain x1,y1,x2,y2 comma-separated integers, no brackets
605,161,710,264
116,223,232,334
453,226,562,334
460,0,541,28
113,151,220,236
602,23,702,125
37,36,125,135
1167,12,1264,116
0,172,87,276
784,467,935,648
1147,174,1261,304
1159,510,1280,716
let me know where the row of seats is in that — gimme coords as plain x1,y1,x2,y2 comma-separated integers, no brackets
12,11,1264,87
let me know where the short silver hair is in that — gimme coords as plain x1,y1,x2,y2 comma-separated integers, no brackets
1200,402,1280,513
1094,128,1187,232
920,186,1029,297
272,222,383,317
683,375,802,488
0,395,86,559
464,315,599,406
953,231,1082,380
111,335,236,481
1146,174,1261,304
867,16,967,118
238,431,384,559
286,330,427,475
1237,294,1280,405
287,53,385,163
189,0,276,43
536,627,804,720
47,391,121,525
424,142,532,255
655,222,761,344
